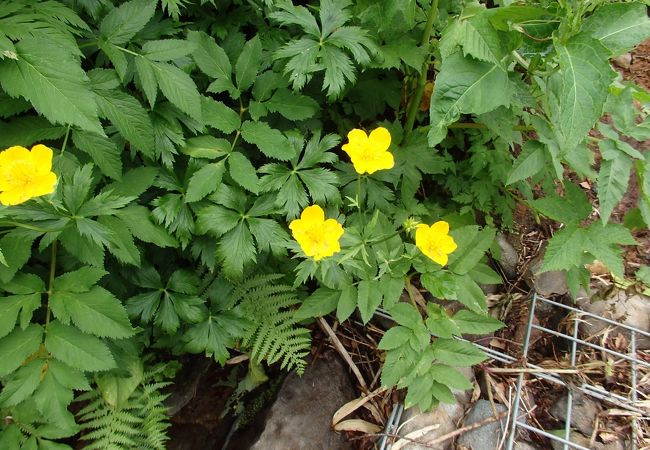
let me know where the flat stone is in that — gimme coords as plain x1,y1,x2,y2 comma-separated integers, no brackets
514,442,541,450
550,392,600,436
456,400,508,450
550,430,591,450
397,367,474,450
496,234,518,279
527,258,568,297
249,353,355,450
577,290,650,349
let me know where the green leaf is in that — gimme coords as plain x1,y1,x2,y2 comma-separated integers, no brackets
217,222,256,278
201,97,241,133
72,131,122,180
380,276,404,310
100,0,156,45
188,31,233,83
183,314,237,365
228,152,259,194
186,161,226,202
529,182,592,224
428,51,510,146
196,205,241,236
404,374,433,410
32,368,76,429
45,321,115,372
468,263,502,285
104,166,157,198
54,267,107,293
0,294,40,338
117,205,178,248
0,232,37,283
428,364,474,390
507,140,546,185
182,135,230,159
542,226,585,272
0,116,66,148
0,324,42,376
93,88,155,158
0,359,43,407
448,226,496,275
240,121,294,160
582,3,650,55
0,38,103,134
294,287,339,320
336,284,357,322
552,34,615,152
420,271,457,299
235,36,262,91
142,39,197,61
358,279,382,324
52,287,134,339
151,60,202,121
377,326,412,350
48,359,90,391
389,303,422,327
135,56,157,107
452,309,504,334
598,153,632,224
265,88,318,120
432,338,487,366
455,274,488,313
461,13,506,64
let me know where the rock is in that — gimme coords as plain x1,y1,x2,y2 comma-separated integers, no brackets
550,391,600,436
613,53,632,70
513,442,540,450
550,430,591,450
248,353,355,450
456,400,507,450
577,290,650,348
397,367,474,450
496,234,518,279
527,258,568,297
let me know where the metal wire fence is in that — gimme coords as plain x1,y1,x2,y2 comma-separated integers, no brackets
378,294,650,450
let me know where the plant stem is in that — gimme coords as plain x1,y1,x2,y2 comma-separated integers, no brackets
404,275,419,310
45,240,58,330
60,125,70,156
356,175,363,212
403,0,439,141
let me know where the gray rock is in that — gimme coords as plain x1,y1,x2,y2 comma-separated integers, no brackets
528,258,568,297
550,430,591,450
513,442,540,450
456,400,507,450
249,354,355,450
496,234,518,279
578,290,650,349
398,367,474,450
550,392,600,436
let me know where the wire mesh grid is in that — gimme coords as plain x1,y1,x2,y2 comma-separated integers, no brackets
378,294,650,450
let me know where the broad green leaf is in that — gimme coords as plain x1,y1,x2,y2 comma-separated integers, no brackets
598,153,632,224
48,359,90,391
184,313,241,365
0,39,103,134
468,263,502,285
582,3,650,55
117,205,178,248
542,226,585,272
448,226,496,275
187,31,233,82
507,140,546,185
432,338,487,366
72,131,122,180
380,276,404,310
240,121,294,160
455,274,488,313
201,97,241,133
428,364,474,390
336,284,357,322
294,287,339,320
32,368,76,429
151,60,202,120
217,222,256,278
404,374,433,410
235,36,262,91
461,13,505,64
0,116,66,148
54,267,107,293
420,271,457,299
196,205,241,236
142,39,197,61
0,359,43,407
45,321,115,372
0,232,37,283
182,135,230,159
265,88,318,120
378,326,412,350
428,51,510,146
358,279,382,324
389,303,422,328
636,266,650,286
552,34,615,153
101,215,141,266
452,310,504,334
529,182,592,224
104,166,157,198
0,294,40,338
135,56,157,107
228,152,259,194
186,161,226,202
93,88,155,158
248,217,289,254
100,0,156,45
0,324,42,376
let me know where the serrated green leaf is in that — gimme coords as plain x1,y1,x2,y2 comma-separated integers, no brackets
240,121,293,160
461,13,505,64
182,135,230,159
0,358,43,407
432,338,487,366
455,274,488,313
186,161,226,202
201,97,241,133
404,373,434,410
32,368,76,429
196,204,241,236
529,182,592,224
380,276,404,310
542,226,585,272
336,284,357,322
45,321,115,372
48,359,90,391
100,0,156,45
358,279,382,324
54,267,107,293
0,324,42,376
582,3,650,55
598,153,632,224
134,56,157,108
429,364,474,390
0,116,66,148
151,60,202,121
389,302,422,327
507,140,546,185
100,215,141,266
0,39,103,134
217,222,256,278
142,39,196,61
117,205,178,247
266,88,318,120
452,309,504,334
188,30,233,82
420,271,457,299
428,51,511,146
0,232,37,283
377,326,412,350
229,152,259,194
449,226,495,275
552,34,615,153
72,131,122,180
235,36,262,91
294,287,339,320
0,294,40,338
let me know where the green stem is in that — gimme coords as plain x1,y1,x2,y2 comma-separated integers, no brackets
44,240,58,330
60,125,70,156
116,45,140,57
356,175,362,211
404,275,419,310
0,221,68,233
403,0,439,141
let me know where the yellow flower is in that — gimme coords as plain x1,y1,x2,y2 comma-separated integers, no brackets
341,127,394,174
289,205,344,261
415,221,458,266
0,144,57,206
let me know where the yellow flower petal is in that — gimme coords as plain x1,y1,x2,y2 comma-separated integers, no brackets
0,144,57,205
430,220,449,235
289,205,344,261
30,144,54,174
368,127,391,152
414,221,457,266
342,127,394,175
